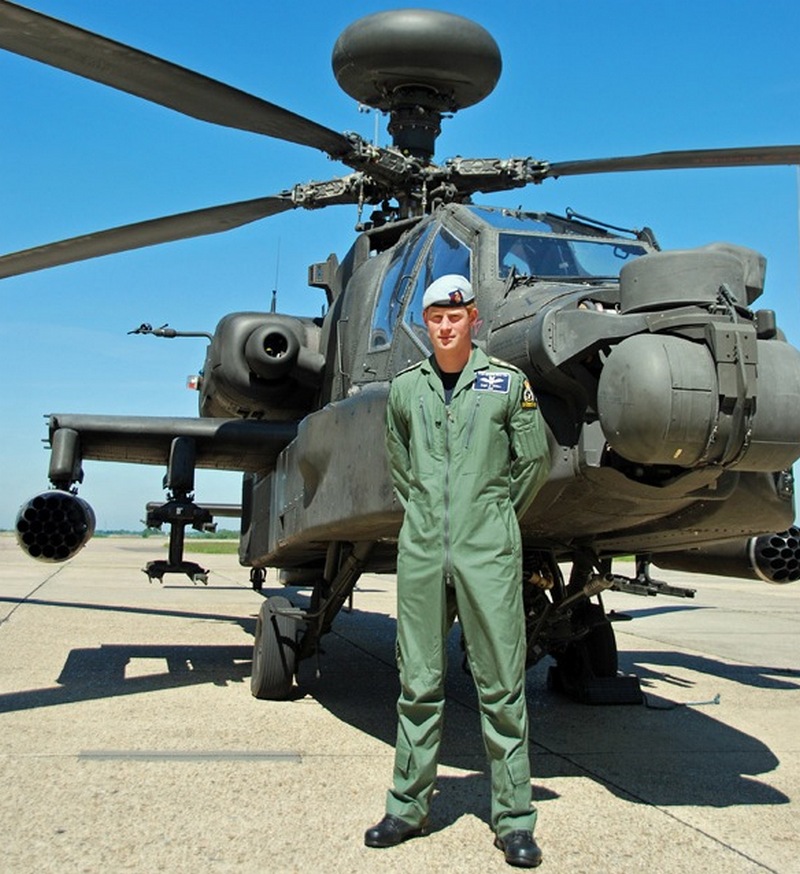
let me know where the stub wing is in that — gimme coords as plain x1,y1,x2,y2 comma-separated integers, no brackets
46,414,297,474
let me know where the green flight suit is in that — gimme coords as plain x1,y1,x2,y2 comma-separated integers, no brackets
384,344,550,837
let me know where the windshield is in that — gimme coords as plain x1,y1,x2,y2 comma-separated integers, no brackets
499,232,647,279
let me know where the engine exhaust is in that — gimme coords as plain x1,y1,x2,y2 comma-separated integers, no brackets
16,491,96,562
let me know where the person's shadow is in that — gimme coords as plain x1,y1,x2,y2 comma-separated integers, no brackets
298,593,792,830
4,584,791,834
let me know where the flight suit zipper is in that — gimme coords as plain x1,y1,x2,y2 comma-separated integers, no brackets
443,404,454,586
421,389,454,583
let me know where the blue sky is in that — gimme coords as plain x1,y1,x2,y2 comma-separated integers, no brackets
1,0,799,530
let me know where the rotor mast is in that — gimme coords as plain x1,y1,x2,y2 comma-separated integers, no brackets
0,2,798,278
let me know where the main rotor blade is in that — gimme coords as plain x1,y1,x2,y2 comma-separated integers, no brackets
0,1,354,160
544,145,800,179
0,196,296,279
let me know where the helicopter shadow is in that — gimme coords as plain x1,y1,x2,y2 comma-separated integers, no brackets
0,589,792,817
300,595,793,815
0,594,256,715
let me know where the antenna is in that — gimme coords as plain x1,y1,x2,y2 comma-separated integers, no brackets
358,103,380,146
271,239,281,313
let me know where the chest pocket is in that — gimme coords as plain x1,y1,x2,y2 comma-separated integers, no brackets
417,395,435,451
464,393,481,450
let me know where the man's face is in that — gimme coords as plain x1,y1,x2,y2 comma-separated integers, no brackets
423,305,477,356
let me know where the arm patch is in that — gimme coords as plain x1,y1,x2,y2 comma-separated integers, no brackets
521,379,538,409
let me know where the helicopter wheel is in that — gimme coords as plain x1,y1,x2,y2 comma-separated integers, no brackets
251,595,298,700
551,603,618,687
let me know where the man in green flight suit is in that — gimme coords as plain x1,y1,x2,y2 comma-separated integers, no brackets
365,274,551,867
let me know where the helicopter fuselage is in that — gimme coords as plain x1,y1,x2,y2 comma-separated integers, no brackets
238,202,800,578
8,2,800,702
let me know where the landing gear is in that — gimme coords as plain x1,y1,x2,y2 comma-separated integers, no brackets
523,551,642,704
295,541,373,662
551,602,618,683
248,541,373,700
251,595,300,700
250,567,266,592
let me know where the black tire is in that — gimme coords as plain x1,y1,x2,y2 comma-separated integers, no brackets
556,603,618,682
251,595,297,700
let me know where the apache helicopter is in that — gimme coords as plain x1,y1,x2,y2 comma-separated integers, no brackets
4,3,800,703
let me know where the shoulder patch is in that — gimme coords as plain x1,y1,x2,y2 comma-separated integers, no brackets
521,379,538,409
474,371,511,393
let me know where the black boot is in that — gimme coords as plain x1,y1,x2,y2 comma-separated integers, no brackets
494,830,543,868
364,814,429,848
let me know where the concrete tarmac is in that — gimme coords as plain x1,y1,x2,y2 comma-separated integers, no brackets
0,533,798,873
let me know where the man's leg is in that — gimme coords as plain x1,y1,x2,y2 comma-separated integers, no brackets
455,562,535,838
385,572,455,826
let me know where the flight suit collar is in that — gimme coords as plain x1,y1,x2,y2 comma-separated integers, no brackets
421,345,490,402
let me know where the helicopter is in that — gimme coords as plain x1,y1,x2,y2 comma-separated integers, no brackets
3,2,800,703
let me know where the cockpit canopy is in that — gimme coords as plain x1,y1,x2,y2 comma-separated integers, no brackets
367,204,653,353
473,207,651,280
